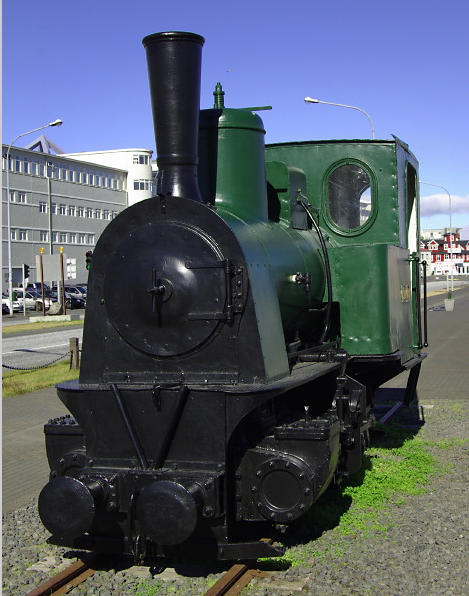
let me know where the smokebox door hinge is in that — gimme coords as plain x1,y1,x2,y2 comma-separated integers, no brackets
186,259,244,322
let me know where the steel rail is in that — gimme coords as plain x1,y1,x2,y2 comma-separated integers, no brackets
24,555,102,596
204,563,267,596
203,539,272,596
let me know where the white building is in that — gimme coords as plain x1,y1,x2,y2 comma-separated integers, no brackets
61,148,156,206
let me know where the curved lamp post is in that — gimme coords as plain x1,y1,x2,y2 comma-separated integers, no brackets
5,119,63,315
419,181,453,293
304,97,375,139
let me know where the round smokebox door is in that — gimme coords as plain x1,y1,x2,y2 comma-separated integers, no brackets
104,221,226,356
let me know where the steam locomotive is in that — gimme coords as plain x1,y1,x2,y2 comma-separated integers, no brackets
38,31,426,562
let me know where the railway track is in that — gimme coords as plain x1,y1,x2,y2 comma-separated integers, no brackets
24,555,102,596
204,562,268,596
24,553,271,596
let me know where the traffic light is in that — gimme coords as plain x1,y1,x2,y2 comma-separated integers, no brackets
23,264,30,279
85,251,93,270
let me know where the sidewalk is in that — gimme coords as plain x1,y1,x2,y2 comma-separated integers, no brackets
2,387,69,513
381,284,469,400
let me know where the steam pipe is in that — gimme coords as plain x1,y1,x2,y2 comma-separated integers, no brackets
142,31,205,201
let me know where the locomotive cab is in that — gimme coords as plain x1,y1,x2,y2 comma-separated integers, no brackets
266,137,425,394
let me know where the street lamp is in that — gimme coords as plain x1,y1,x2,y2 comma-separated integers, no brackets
304,97,375,139
5,119,63,315
419,181,453,293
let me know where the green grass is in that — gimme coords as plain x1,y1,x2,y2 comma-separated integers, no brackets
134,579,164,595
270,423,460,568
2,318,83,396
2,360,79,397
2,319,84,335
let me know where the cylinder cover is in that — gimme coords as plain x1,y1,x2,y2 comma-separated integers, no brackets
38,476,103,539
252,456,314,522
136,480,201,545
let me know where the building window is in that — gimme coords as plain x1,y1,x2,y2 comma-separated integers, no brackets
134,179,151,191
59,232,67,243
86,208,93,218
22,158,29,174
18,192,27,203
10,230,17,240
69,233,77,243
51,203,57,214
39,202,47,213
103,210,110,220
40,231,48,242
19,230,28,241
95,209,101,219
87,234,95,244
68,205,76,217
52,232,58,243
89,174,94,185
133,154,149,165
77,207,84,217
79,234,86,244
59,204,66,215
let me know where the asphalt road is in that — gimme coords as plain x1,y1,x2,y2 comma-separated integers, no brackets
2,328,84,370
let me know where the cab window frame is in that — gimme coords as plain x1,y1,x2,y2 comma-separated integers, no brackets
323,159,377,236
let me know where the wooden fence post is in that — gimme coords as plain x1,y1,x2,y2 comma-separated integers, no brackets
69,337,80,370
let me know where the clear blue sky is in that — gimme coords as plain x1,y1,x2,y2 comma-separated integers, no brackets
3,0,468,231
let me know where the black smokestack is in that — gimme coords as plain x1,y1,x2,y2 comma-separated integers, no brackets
142,31,205,201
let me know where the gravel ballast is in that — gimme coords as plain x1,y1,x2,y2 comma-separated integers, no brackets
3,398,469,596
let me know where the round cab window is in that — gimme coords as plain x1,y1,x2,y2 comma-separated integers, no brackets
328,164,372,230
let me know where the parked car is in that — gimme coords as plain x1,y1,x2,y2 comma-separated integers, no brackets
16,290,53,311
25,282,51,292
48,290,86,310
66,295,86,309
2,293,21,314
75,285,88,298
63,285,86,299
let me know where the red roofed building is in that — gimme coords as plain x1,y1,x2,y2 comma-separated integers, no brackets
420,232,469,275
